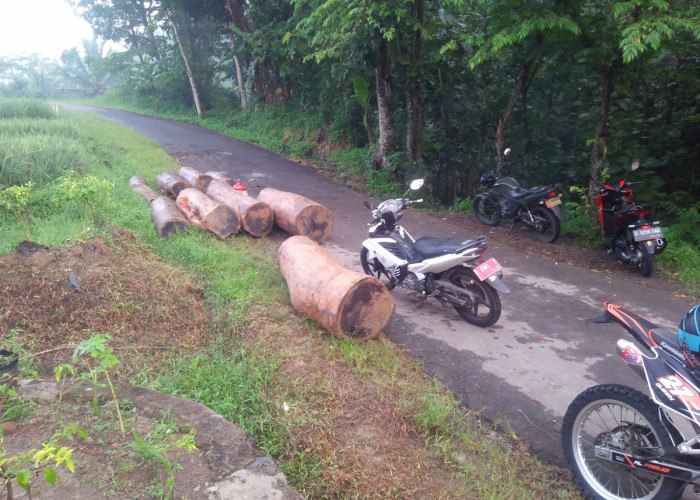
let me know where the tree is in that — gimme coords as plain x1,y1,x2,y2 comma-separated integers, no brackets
57,39,112,97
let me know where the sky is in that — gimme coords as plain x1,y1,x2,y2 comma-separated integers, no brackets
0,0,95,60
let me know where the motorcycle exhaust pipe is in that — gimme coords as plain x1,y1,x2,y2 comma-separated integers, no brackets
616,339,646,379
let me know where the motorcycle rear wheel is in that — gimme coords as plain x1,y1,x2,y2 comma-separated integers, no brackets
447,267,501,327
638,243,653,277
473,195,501,226
562,384,684,500
360,247,396,290
529,206,560,243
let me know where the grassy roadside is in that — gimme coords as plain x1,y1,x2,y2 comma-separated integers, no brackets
0,101,581,498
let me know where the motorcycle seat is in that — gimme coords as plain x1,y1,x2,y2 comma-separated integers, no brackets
413,236,485,259
650,327,681,350
508,185,553,200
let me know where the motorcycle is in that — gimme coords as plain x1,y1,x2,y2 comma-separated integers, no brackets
473,148,565,243
360,179,508,328
596,167,667,277
562,303,700,500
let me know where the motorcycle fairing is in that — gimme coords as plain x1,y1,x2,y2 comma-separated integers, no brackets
643,350,700,424
603,302,664,350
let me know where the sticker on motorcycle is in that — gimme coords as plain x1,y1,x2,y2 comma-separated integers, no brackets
545,196,562,208
656,374,700,412
474,258,502,281
633,226,663,242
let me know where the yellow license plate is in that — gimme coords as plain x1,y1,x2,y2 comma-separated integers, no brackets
545,197,561,208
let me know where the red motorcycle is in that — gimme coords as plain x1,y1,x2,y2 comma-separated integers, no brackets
596,178,667,277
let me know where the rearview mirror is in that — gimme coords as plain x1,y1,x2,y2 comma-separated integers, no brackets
631,159,640,171
409,179,424,191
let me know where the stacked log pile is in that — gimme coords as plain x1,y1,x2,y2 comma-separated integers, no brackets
278,236,393,341
258,188,334,243
156,170,190,197
129,176,189,238
179,166,213,191
176,188,241,238
205,180,274,237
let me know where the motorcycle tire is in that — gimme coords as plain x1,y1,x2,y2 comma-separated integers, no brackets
638,243,653,278
562,384,685,500
447,267,501,327
360,247,396,290
529,206,560,243
473,194,501,226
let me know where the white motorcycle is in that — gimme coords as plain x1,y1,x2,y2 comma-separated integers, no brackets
360,179,508,327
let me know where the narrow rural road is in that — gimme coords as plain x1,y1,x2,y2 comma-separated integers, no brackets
67,104,694,466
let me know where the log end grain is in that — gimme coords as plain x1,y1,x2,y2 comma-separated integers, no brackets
336,277,393,340
242,202,274,237
295,205,334,243
204,205,241,239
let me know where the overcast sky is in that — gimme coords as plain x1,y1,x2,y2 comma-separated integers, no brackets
0,0,95,60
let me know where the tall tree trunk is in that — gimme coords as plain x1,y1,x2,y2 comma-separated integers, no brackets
225,0,252,111
168,13,202,119
405,0,424,164
494,60,533,161
227,34,248,111
587,64,615,231
373,37,396,171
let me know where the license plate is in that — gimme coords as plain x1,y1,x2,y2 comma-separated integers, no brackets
633,227,663,242
545,196,562,208
474,258,502,281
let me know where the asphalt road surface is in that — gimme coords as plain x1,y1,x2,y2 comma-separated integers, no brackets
65,104,694,466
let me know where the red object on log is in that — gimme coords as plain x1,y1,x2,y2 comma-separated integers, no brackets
178,166,213,191
258,188,334,243
278,235,393,341
176,188,240,238
156,170,190,198
205,180,274,238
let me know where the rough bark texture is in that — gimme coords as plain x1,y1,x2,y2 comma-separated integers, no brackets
176,188,240,238
207,171,236,186
168,12,202,119
588,65,615,232
257,188,334,243
278,236,393,340
372,37,396,172
405,0,424,164
151,196,190,238
156,170,190,198
179,166,213,191
206,180,274,237
129,176,160,204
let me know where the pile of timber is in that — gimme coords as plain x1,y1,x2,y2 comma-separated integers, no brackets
176,188,240,239
258,187,334,243
129,176,188,238
205,180,274,237
278,236,393,341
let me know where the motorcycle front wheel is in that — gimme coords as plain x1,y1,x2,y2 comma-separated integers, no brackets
473,194,501,226
447,267,501,327
562,384,684,500
360,247,396,290
529,206,560,243
638,243,653,278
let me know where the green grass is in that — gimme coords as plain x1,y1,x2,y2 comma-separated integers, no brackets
0,98,58,120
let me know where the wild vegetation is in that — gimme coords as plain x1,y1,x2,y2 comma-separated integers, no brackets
0,99,582,498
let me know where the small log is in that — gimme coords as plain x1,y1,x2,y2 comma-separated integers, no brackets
206,171,236,186
258,188,334,243
156,170,190,198
278,235,393,341
205,180,274,237
151,196,189,238
179,166,213,191
129,176,160,204
176,188,241,238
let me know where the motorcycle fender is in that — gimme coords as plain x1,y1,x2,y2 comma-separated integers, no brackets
486,275,510,294
549,204,566,221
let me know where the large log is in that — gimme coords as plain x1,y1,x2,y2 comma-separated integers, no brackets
205,180,274,237
129,176,160,204
178,166,213,191
176,188,241,238
156,170,190,198
206,171,236,186
258,188,334,243
278,236,393,341
151,196,190,238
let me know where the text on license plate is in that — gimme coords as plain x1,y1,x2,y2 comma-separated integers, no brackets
545,197,562,208
633,227,663,241
474,258,502,281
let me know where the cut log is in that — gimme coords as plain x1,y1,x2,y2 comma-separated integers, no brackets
179,166,213,191
129,176,160,204
151,196,190,238
176,188,241,238
156,170,190,198
206,171,236,186
258,188,334,243
205,180,274,237
278,235,393,341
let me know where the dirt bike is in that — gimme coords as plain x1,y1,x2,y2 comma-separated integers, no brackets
562,303,700,500
473,148,565,243
360,179,508,327
596,171,667,277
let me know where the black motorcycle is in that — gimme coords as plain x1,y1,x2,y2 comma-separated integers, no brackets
596,172,667,277
473,149,565,243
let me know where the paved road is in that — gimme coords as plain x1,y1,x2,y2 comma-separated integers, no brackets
66,104,693,466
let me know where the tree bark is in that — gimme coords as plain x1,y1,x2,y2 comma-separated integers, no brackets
129,176,160,204
178,166,213,191
372,37,396,171
156,170,190,198
206,179,274,237
224,0,250,111
176,188,240,238
405,0,424,164
258,188,334,243
278,236,393,341
588,64,615,231
495,60,533,161
151,196,190,238
168,12,203,119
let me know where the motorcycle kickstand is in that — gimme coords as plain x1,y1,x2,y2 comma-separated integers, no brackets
411,294,430,312
603,248,614,260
